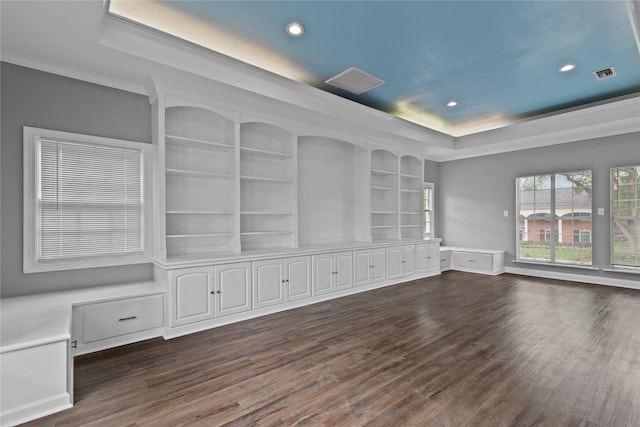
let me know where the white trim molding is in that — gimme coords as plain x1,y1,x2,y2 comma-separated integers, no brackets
506,265,640,291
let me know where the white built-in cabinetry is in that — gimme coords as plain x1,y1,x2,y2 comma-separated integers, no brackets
162,104,238,259
159,239,441,338
386,244,418,279
168,263,251,328
370,150,424,242
148,83,439,338
416,242,440,273
400,156,424,240
371,149,399,241
353,247,386,286
240,121,297,251
312,251,354,294
440,247,505,275
252,256,311,308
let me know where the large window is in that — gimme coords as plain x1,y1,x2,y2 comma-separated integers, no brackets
424,182,434,238
516,170,592,266
611,165,640,269
24,127,151,273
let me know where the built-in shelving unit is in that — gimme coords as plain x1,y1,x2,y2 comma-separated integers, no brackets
163,105,237,258
240,121,296,250
371,149,399,241
152,85,425,262
400,155,423,240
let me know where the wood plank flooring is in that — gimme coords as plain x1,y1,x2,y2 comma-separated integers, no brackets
26,272,640,426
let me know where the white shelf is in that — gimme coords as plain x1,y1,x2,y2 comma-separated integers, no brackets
400,173,421,179
240,175,292,184
371,185,397,191
165,134,234,152
240,146,292,159
241,231,294,236
400,212,421,215
241,211,293,215
166,210,234,215
372,225,397,229
400,188,422,193
401,225,422,228
166,168,233,180
371,168,397,176
167,232,235,238
372,211,397,215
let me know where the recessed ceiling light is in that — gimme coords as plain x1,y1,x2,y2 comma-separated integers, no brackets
559,64,576,72
447,101,458,107
286,22,304,37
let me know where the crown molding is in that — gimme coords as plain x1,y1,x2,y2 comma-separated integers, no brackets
0,51,147,97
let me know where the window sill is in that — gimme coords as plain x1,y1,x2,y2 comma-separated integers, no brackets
24,255,150,274
603,267,640,275
511,260,598,271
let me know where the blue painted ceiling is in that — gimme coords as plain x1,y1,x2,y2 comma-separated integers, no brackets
110,1,640,135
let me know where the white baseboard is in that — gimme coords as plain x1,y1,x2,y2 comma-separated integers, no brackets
505,266,640,291
0,393,71,427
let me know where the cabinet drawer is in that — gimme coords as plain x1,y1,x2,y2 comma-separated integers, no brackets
452,252,493,271
81,295,164,343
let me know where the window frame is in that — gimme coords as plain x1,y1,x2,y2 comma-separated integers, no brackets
515,170,593,267
23,126,152,273
610,164,640,271
423,182,435,238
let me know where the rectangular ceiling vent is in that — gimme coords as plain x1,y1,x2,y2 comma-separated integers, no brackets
593,67,617,80
325,66,385,95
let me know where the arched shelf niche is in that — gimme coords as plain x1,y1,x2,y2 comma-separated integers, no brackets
371,149,399,242
297,135,370,247
163,105,237,258
239,121,296,251
400,155,424,240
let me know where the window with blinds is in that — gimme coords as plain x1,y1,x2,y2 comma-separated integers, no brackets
24,127,150,272
38,138,143,260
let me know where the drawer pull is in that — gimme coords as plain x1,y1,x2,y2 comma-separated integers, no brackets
468,259,477,263
118,316,138,322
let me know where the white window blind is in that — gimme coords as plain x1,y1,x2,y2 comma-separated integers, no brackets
37,138,144,262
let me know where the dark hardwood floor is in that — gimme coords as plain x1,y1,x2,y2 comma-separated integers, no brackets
27,272,640,426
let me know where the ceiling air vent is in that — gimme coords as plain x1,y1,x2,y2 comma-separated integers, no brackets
593,67,617,80
325,67,385,95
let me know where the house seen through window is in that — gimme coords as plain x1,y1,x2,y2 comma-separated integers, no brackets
516,170,592,266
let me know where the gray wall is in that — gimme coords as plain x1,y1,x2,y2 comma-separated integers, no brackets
1,62,154,297
439,132,640,280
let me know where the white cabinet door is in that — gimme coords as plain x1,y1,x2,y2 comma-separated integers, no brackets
170,266,214,327
312,254,333,295
334,251,353,289
386,246,403,279
353,250,371,286
285,256,312,301
371,248,386,282
215,262,252,317
427,243,440,272
415,243,429,273
253,259,285,308
402,245,416,276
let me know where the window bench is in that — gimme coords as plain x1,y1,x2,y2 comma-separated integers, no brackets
440,246,505,275
0,282,163,427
